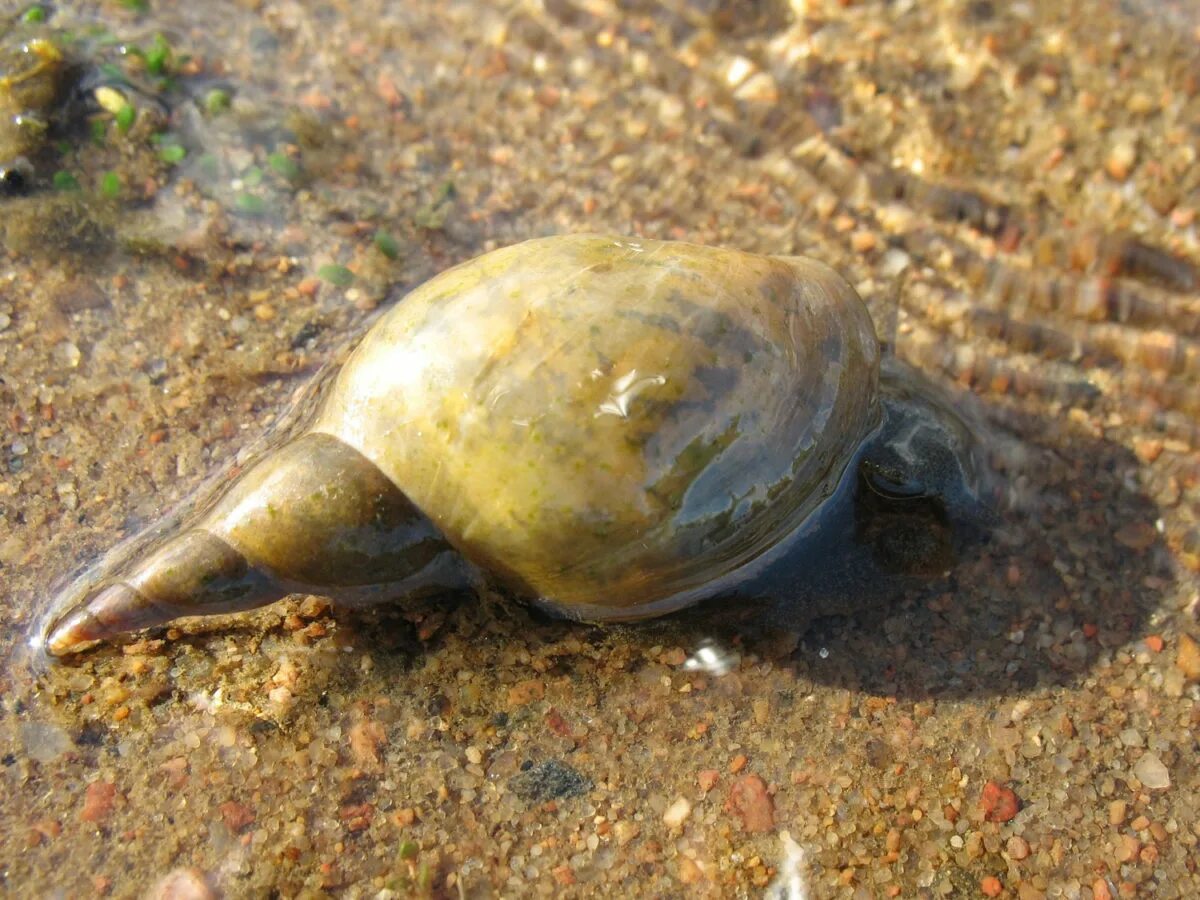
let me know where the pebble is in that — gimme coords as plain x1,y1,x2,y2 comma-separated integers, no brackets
267,686,293,706
662,796,692,829
677,857,704,885
1113,521,1156,552
1105,134,1138,180
1006,836,1030,860
19,720,73,763
1132,753,1170,790
54,341,82,369
980,781,1020,823
348,719,385,770
725,775,774,833
160,757,188,789
1132,438,1163,463
1118,728,1143,748
1115,833,1140,863
508,760,592,804
80,781,118,824
850,230,878,253
339,802,374,832
1176,634,1200,681
506,678,544,706
146,868,217,900
218,800,256,832
981,875,1003,897
1107,800,1126,826
613,820,640,846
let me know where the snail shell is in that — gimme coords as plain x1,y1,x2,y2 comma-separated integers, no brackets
44,234,884,655
0,31,68,192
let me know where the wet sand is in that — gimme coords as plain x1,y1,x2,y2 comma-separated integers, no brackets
1,1,1198,897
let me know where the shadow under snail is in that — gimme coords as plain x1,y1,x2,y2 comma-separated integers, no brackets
42,234,994,657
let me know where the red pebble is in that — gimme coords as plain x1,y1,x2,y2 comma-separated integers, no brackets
81,781,118,824
980,780,1021,823
218,801,257,833
725,774,775,833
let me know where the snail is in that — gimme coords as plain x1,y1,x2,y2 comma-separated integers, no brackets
0,27,69,195
42,234,992,657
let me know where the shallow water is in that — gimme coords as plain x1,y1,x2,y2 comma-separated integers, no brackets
1,0,1198,897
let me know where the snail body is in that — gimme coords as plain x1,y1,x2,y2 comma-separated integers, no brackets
44,235,987,656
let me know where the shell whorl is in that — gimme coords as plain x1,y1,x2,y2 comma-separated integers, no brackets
44,434,452,655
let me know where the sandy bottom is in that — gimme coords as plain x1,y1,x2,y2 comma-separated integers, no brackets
0,0,1197,897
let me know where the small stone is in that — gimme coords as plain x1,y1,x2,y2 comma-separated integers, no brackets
19,720,73,763
725,774,775,833
81,781,118,824
1105,135,1138,180
613,820,640,846
1108,800,1127,825
1143,635,1164,653
981,875,1003,897
697,769,720,793
1092,878,1114,900
677,856,704,885
54,341,82,369
508,759,592,804
506,678,545,707
1006,836,1030,860
1132,753,1170,790
1133,439,1163,463
146,868,217,900
659,647,687,666
663,796,692,829
1114,521,1156,551
1118,728,1143,748
980,781,1021,823
752,697,770,725
218,800,256,832
1115,833,1140,863
1176,634,1200,681
1126,91,1157,115
339,802,374,832
268,684,294,706
348,719,386,770
25,819,58,848
850,230,877,253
